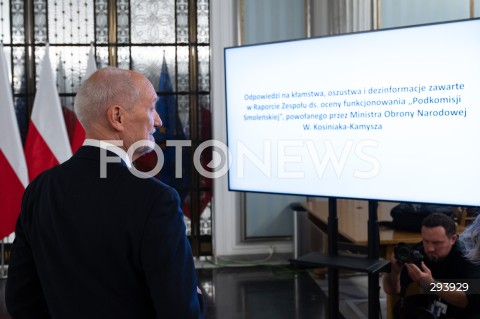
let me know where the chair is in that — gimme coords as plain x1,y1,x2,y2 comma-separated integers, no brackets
454,207,477,228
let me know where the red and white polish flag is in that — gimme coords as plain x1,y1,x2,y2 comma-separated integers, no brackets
24,44,72,182
0,43,29,239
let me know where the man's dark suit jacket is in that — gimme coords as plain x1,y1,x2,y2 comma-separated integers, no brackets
6,146,204,319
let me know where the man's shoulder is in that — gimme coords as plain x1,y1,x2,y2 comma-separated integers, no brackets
27,153,178,198
449,241,469,260
27,160,68,186
119,168,180,197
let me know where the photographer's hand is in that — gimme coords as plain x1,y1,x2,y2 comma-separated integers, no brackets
405,261,433,289
406,262,469,308
382,252,404,295
390,253,404,273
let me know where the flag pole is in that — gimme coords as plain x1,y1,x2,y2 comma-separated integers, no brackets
0,239,6,278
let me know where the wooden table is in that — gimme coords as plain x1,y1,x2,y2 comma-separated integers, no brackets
302,200,424,258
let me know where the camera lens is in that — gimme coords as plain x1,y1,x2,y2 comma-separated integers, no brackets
393,243,424,264
394,244,411,262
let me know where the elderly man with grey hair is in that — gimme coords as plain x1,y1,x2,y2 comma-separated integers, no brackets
6,67,205,319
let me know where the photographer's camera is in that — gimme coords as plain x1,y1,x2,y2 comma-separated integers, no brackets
394,243,424,264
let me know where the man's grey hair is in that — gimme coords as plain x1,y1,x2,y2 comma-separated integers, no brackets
74,67,141,129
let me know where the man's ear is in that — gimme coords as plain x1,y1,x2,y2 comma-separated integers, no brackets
106,105,125,131
451,234,457,244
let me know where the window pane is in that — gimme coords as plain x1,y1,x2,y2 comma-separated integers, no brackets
117,46,131,70
12,47,25,94
200,195,212,235
51,46,91,93
381,0,470,28
96,46,109,68
131,0,175,43
11,0,25,44
130,46,176,90
96,0,108,44
117,0,130,44
1,0,11,43
34,0,47,43
48,0,95,44
197,0,209,43
34,46,46,83
198,46,209,92
177,0,189,43
177,46,189,92
178,94,190,138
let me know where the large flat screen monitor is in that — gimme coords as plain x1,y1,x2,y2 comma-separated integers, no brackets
224,18,480,206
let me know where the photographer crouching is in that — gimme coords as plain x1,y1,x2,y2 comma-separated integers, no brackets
383,213,480,319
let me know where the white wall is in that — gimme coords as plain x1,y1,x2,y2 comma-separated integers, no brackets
211,0,294,257
210,0,372,257
243,0,305,44
380,0,471,28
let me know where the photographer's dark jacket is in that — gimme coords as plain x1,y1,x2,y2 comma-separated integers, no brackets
400,241,480,318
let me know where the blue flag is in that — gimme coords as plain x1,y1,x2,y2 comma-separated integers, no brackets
154,55,191,213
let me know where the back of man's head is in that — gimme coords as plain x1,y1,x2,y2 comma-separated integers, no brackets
422,212,456,237
74,67,140,131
